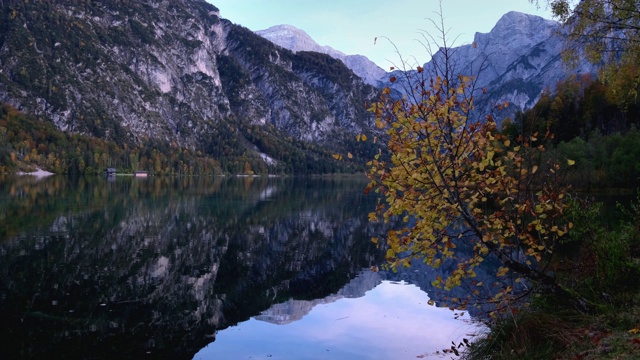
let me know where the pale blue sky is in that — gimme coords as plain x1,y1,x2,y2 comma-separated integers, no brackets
208,0,554,69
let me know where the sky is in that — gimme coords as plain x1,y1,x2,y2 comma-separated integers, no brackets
208,0,555,69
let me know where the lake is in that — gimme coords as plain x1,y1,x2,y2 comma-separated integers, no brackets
0,175,480,359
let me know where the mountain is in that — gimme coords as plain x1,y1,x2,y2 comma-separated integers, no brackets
256,24,386,86
465,11,596,115
386,11,597,122
0,0,379,174
0,2,600,175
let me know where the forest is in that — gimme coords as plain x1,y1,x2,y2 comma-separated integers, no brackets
504,74,640,189
3,68,640,181
0,103,222,175
0,102,373,175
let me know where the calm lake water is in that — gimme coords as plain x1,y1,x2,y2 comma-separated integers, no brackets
0,175,480,360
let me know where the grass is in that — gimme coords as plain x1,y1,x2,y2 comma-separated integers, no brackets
463,295,640,360
462,193,640,360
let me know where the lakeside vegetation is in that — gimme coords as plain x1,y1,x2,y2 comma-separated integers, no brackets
459,98,640,358
0,103,368,176
458,1,640,356
362,1,640,357
0,103,222,175
503,74,640,190
462,193,640,359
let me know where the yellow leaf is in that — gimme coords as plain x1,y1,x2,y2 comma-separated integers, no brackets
503,139,511,147
532,165,538,174
628,328,640,334
347,152,353,159
567,159,576,166
361,134,368,142
332,154,343,160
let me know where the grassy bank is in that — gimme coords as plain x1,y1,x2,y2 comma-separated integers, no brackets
463,193,640,359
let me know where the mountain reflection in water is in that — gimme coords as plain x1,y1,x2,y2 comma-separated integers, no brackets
0,175,480,360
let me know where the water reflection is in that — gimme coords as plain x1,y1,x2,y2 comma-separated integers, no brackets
198,272,476,360
0,175,480,359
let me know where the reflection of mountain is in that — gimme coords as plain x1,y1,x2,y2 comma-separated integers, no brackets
253,252,506,325
255,270,382,324
0,176,387,360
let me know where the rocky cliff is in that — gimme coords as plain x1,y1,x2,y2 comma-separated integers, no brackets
383,11,597,122
0,0,379,173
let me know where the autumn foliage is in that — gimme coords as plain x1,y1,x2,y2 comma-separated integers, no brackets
535,0,640,108
365,68,575,313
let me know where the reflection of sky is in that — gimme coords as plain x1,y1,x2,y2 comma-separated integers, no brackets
193,281,480,360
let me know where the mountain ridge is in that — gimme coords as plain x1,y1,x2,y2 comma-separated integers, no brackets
0,3,599,175
382,11,597,120
256,24,386,86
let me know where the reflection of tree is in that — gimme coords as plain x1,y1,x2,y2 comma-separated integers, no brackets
380,251,516,319
0,176,386,359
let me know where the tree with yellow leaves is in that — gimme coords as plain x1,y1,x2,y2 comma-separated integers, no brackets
364,45,578,314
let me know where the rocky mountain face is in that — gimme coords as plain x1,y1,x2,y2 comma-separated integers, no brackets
385,11,597,122
256,24,386,86
256,12,599,124
0,0,378,173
